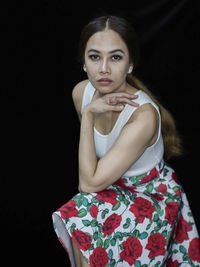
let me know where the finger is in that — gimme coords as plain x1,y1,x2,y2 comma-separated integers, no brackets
116,97,139,107
115,93,139,99
106,104,124,112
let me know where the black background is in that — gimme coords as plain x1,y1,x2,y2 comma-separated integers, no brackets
1,0,200,265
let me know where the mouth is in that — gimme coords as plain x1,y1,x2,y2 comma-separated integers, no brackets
97,78,113,85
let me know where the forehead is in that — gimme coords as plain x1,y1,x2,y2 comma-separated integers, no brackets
85,29,128,52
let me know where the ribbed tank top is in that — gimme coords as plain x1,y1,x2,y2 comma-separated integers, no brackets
81,82,164,176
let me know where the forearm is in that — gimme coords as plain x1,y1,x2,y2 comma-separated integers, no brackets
78,107,97,191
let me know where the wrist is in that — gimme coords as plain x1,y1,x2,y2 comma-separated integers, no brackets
83,106,95,119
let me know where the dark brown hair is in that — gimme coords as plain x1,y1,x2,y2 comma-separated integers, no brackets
78,15,182,159
79,15,139,67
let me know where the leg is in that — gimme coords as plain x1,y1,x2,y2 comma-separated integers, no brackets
71,239,90,267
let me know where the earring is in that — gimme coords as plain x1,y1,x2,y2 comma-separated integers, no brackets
128,68,132,74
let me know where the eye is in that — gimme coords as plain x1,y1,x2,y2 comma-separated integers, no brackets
111,55,122,61
88,54,100,61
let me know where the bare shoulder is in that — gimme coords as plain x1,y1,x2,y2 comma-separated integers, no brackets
72,79,89,118
126,103,159,145
132,103,159,123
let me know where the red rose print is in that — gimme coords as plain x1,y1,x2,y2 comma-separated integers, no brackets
150,193,164,201
145,233,166,258
129,197,155,223
115,178,126,189
58,200,78,219
140,168,159,184
102,213,122,237
150,167,159,177
115,178,136,192
175,215,192,243
172,171,179,183
175,188,181,198
139,175,153,184
89,247,109,267
188,238,200,263
96,190,118,206
89,205,98,218
158,184,167,194
166,256,178,267
120,236,142,265
72,229,92,251
165,202,180,225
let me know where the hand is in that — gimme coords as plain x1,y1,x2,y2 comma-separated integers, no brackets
86,92,139,114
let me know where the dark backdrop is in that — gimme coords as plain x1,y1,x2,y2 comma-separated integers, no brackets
1,0,199,265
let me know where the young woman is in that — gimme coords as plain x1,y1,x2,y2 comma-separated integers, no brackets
52,15,200,266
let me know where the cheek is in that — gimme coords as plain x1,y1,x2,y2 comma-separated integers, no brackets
113,64,129,77
85,61,98,75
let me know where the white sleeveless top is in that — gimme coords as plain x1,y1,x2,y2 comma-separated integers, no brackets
81,82,164,176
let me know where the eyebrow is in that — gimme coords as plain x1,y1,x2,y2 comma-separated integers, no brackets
87,49,125,54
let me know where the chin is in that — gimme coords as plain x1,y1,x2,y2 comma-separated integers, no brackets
93,83,116,95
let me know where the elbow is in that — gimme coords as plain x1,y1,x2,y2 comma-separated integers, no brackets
79,179,104,193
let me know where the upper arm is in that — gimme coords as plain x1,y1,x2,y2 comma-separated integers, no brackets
82,104,159,192
72,79,89,120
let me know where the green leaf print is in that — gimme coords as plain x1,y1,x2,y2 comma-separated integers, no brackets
179,245,187,254
183,254,190,261
123,218,131,229
154,203,161,214
78,208,87,218
91,196,98,203
173,186,179,192
153,213,159,222
89,244,94,251
101,208,109,219
139,232,148,240
104,239,110,249
82,198,89,207
112,201,121,211
123,199,130,207
93,232,98,241
135,260,141,267
114,231,123,240
82,220,91,227
132,229,140,238
108,249,113,260
110,259,116,267
98,223,102,233
146,222,152,231
146,183,153,193
111,238,116,246
91,219,98,227
163,168,169,176
97,237,103,247
165,198,174,204
162,230,168,238
74,195,85,208
70,223,76,233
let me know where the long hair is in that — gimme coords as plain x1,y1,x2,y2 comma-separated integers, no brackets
78,15,182,160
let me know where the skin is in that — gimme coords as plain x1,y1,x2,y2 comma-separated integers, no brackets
71,29,159,266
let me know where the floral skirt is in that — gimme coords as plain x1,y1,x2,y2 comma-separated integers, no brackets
52,161,200,267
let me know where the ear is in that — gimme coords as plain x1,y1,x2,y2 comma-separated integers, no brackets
83,65,87,72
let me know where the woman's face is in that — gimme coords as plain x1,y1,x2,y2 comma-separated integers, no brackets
84,29,133,95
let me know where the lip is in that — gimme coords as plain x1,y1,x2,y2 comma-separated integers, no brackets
97,78,113,85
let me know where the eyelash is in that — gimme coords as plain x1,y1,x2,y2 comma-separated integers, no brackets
88,55,123,61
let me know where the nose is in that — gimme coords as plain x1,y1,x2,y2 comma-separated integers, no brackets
99,58,110,74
